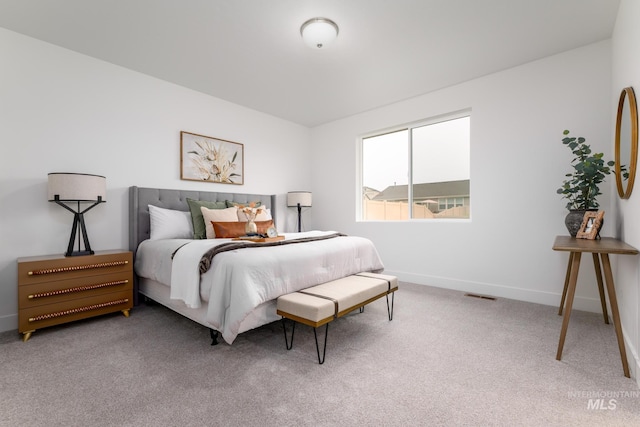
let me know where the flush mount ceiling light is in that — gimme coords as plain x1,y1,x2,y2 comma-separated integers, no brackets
300,17,339,49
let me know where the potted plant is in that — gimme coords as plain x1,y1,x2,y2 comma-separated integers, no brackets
557,130,614,236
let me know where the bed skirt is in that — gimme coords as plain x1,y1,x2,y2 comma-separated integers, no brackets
138,278,280,337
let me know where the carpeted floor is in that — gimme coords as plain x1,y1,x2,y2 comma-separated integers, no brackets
1,282,639,426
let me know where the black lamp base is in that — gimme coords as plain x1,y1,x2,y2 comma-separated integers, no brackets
66,249,95,257
64,211,95,257
53,198,102,257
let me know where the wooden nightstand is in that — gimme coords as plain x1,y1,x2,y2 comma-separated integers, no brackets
17,250,133,342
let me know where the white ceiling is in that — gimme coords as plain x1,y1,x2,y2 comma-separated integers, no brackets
0,0,620,127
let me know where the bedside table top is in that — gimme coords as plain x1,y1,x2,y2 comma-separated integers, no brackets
17,250,131,263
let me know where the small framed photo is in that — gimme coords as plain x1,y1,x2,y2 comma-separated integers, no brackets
576,211,604,240
180,131,244,185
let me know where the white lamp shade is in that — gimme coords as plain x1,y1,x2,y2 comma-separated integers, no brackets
48,173,107,202
300,18,338,49
287,191,312,207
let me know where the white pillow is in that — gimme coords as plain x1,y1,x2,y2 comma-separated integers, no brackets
201,206,238,239
237,208,272,222
148,205,193,240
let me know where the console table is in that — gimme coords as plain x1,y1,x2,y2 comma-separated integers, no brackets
552,235,638,377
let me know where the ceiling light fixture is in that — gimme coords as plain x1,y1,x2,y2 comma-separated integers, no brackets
300,17,339,49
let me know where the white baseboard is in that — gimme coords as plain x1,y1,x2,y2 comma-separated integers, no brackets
0,313,17,334
386,269,604,312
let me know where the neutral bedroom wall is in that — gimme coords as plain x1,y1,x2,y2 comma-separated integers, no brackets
612,0,640,385
311,42,613,312
0,27,311,332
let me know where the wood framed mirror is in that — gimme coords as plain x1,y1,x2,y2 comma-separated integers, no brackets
615,87,638,199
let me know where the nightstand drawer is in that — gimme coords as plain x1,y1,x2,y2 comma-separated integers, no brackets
18,290,132,333
18,271,132,309
18,251,132,286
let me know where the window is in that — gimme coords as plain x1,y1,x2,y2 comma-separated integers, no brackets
360,112,470,220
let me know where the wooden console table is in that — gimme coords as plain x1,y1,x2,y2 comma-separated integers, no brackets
553,235,638,377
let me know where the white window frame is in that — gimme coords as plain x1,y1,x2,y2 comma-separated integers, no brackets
357,109,471,221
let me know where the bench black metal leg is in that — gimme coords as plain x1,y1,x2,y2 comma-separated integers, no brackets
386,292,395,321
282,318,296,350
210,329,219,346
313,323,329,364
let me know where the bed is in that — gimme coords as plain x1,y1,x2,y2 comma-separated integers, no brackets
129,186,385,345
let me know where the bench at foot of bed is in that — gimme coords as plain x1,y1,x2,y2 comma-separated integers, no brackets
276,272,398,364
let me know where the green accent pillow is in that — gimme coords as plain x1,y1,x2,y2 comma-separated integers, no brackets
187,198,228,239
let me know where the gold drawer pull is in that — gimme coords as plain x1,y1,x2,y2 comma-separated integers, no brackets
28,260,129,276
28,299,129,322
28,280,129,299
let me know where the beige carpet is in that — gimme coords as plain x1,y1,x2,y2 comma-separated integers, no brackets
1,282,639,426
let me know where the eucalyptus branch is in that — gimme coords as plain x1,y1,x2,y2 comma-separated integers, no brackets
557,130,614,210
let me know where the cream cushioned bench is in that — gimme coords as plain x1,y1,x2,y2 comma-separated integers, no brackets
276,272,398,364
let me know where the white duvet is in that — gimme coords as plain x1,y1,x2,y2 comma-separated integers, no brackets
135,231,384,344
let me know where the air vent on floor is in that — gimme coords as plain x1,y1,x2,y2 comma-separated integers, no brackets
464,293,496,301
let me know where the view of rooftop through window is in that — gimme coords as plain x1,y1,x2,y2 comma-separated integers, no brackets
361,113,470,220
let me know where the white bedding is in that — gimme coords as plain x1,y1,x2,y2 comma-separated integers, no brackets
135,231,384,344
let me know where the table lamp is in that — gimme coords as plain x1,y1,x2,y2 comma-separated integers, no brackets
48,173,106,257
287,191,312,232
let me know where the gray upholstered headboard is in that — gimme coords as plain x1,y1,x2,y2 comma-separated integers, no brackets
128,186,276,255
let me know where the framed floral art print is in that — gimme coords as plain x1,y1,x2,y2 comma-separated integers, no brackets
180,131,244,185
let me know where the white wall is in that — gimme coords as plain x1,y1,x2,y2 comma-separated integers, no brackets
0,28,311,332
612,0,640,385
311,43,613,318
